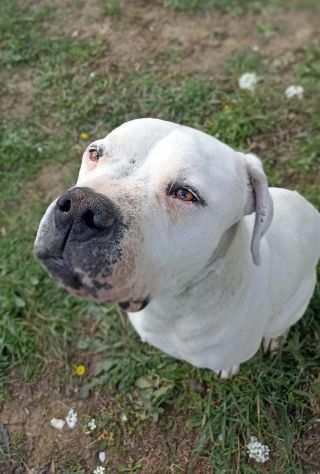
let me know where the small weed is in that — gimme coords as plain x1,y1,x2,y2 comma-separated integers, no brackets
224,50,265,77
102,0,122,16
0,428,27,473
256,22,282,40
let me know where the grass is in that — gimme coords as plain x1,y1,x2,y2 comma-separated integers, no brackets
102,0,122,17
0,0,319,471
164,0,278,13
164,0,320,12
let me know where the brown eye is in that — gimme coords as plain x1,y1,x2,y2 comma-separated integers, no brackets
167,183,205,206
88,144,103,162
88,149,98,161
174,188,196,202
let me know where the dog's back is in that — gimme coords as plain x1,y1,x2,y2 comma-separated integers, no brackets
263,187,320,337
269,188,320,271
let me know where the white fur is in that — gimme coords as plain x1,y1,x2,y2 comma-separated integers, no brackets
38,118,320,376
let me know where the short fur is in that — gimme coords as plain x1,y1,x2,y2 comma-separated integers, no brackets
35,118,320,377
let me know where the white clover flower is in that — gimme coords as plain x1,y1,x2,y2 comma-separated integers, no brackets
50,418,65,430
87,418,97,431
93,466,105,474
285,85,304,99
98,451,107,463
238,72,258,92
247,436,270,463
121,413,128,423
66,408,78,429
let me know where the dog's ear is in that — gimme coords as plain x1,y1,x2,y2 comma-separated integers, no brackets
243,153,273,266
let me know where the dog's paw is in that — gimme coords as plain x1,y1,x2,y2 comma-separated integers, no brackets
262,330,289,354
215,365,240,379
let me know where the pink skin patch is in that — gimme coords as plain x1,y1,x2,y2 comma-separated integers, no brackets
61,261,149,312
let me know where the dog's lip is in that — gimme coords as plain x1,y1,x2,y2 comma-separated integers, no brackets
33,242,63,261
37,254,66,269
35,252,82,289
35,250,150,309
40,254,64,262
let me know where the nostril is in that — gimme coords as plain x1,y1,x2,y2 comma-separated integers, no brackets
82,209,95,229
58,197,71,213
82,209,115,231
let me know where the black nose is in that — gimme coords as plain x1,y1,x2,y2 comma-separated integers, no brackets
55,187,118,242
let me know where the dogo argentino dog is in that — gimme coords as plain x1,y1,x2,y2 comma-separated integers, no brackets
34,118,320,378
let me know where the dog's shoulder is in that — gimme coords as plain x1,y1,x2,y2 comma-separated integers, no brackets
267,187,320,271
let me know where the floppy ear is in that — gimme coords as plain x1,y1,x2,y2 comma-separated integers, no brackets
243,153,273,266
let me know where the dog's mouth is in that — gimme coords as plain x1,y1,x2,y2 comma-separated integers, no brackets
118,297,150,312
38,254,82,290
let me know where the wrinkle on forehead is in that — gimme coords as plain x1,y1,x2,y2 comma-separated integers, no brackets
77,123,201,196
146,130,208,194
104,118,179,163
78,120,181,184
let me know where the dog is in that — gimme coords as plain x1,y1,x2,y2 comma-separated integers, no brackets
34,118,320,378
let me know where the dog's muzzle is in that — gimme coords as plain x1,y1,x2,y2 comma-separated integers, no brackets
34,187,122,289
35,187,150,311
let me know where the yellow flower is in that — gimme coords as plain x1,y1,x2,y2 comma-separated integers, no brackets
74,364,86,377
80,131,89,141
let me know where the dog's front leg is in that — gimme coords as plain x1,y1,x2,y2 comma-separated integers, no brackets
215,365,240,379
262,330,289,354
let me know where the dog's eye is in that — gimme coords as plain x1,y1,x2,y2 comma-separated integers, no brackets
174,188,197,202
167,183,205,205
88,144,103,162
88,149,98,162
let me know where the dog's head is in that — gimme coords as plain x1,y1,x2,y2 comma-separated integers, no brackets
34,118,273,311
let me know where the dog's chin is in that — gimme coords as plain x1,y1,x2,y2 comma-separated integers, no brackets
64,285,150,312
39,257,150,313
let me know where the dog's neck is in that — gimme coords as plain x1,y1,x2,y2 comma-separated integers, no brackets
147,218,252,317
129,217,259,371
176,222,239,297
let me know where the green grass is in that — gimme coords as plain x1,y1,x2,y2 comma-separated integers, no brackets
164,0,320,13
101,0,122,16
164,0,278,13
0,0,320,471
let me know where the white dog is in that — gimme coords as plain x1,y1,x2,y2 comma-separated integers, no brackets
34,118,320,377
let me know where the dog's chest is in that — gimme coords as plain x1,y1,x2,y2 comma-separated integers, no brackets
129,300,267,370
128,263,272,370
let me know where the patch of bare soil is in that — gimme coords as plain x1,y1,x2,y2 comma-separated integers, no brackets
3,0,319,132
37,0,320,75
109,411,214,474
297,421,320,470
0,373,103,472
0,373,213,473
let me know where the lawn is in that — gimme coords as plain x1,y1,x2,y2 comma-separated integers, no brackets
0,0,319,472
